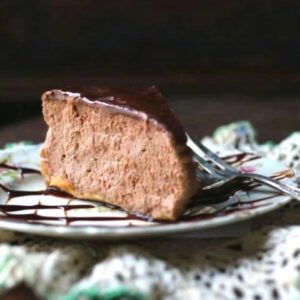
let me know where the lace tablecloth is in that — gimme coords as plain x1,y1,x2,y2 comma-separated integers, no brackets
0,122,299,300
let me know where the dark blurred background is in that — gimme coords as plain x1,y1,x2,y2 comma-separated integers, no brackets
0,0,299,145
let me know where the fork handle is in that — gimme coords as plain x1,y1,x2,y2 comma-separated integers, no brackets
238,173,300,201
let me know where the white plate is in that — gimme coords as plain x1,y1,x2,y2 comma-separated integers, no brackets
0,144,294,239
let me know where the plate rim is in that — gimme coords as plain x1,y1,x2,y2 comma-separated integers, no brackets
0,144,295,239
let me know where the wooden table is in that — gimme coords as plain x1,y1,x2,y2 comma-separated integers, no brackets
0,94,299,147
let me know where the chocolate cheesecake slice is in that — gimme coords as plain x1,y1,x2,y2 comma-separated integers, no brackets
40,87,198,220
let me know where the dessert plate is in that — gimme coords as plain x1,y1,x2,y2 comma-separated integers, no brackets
0,144,295,240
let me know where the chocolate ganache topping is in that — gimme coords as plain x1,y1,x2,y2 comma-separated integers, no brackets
50,86,187,144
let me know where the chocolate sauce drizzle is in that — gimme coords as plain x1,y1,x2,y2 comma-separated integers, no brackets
0,157,290,227
0,163,40,181
0,184,73,202
0,208,151,226
222,153,261,166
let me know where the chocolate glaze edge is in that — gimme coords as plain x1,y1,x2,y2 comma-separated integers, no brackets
43,87,187,144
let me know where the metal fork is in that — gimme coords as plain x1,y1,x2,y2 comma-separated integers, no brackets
187,135,300,201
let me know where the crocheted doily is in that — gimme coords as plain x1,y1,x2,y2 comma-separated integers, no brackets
0,122,299,300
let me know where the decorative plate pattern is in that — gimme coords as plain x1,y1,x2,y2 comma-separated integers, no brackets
0,142,295,239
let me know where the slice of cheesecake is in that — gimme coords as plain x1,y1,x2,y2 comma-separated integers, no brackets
40,87,198,220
